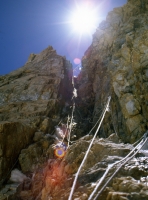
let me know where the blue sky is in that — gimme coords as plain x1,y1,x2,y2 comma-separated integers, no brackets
0,0,127,76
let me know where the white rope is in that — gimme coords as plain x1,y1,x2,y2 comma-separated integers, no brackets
94,137,148,200
89,134,148,200
68,96,111,200
88,138,144,200
59,95,75,149
67,102,75,149
88,164,112,200
77,104,108,144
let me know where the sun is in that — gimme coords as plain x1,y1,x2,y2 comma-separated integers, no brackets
70,4,98,34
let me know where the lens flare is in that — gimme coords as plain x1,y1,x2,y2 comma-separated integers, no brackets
74,58,81,64
54,147,66,159
70,3,98,34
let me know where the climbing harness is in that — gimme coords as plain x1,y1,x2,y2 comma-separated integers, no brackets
88,130,148,200
68,96,111,200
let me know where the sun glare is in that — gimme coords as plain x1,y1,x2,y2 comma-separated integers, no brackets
71,4,98,34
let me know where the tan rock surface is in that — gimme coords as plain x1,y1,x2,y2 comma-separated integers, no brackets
76,0,148,143
0,46,73,183
0,1,148,200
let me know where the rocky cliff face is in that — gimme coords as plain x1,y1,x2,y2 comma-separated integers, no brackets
76,0,148,143
0,46,73,184
0,1,148,200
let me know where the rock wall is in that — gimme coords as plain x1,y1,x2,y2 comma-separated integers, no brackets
0,46,73,183
76,0,148,143
2,134,148,200
1,1,148,200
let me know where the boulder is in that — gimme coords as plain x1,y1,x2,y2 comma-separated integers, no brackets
0,121,35,182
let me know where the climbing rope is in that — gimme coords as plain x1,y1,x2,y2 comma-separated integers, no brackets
88,130,148,200
52,84,77,153
85,103,107,136
68,96,111,200
67,102,75,148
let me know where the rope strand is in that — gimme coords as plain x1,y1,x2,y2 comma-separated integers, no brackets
68,96,111,200
88,133,148,200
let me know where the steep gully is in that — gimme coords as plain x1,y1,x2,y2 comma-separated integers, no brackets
0,49,148,199
0,0,148,199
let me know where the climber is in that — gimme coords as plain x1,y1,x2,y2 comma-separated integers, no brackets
53,124,69,158
47,123,69,142
46,123,69,158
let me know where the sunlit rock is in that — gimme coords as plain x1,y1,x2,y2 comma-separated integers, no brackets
0,46,73,183
0,1,148,200
76,0,148,143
